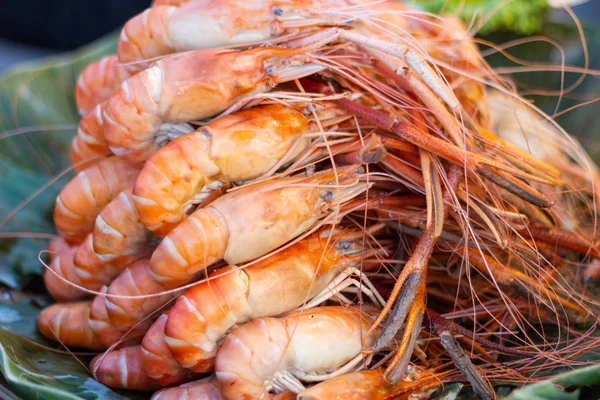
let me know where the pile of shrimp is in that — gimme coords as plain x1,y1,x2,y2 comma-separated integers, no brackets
35,0,600,399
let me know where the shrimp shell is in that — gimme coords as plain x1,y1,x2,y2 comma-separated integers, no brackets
73,233,121,291
215,306,378,399
93,187,155,264
164,227,364,372
91,345,161,391
141,313,197,386
37,302,104,350
133,103,311,236
103,45,323,162
151,377,223,400
69,103,110,170
104,259,174,332
43,237,87,302
75,55,131,116
150,168,369,287
54,156,142,244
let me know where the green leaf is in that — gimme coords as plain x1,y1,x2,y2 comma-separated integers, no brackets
506,364,600,400
0,33,118,290
415,0,550,35
0,32,117,174
0,302,142,400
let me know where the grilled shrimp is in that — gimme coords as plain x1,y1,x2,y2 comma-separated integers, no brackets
151,377,223,400
73,233,121,291
102,44,325,162
91,345,161,391
132,103,314,235
37,302,105,350
104,258,174,332
117,0,408,70
43,237,87,302
142,313,197,386
298,369,440,400
70,103,110,170
54,156,142,243
75,55,132,116
93,187,154,264
105,168,368,332
215,306,379,399
164,226,385,373
150,167,370,287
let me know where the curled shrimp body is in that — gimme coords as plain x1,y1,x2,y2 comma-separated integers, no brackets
133,103,311,236
54,156,142,244
70,103,110,170
117,0,410,71
215,306,378,399
73,233,121,291
75,55,132,116
104,258,174,332
89,286,128,347
142,313,197,386
298,369,440,400
93,187,154,264
102,45,324,162
37,302,105,350
151,377,223,400
43,237,87,302
164,227,381,373
117,0,351,70
91,345,161,391
150,167,369,287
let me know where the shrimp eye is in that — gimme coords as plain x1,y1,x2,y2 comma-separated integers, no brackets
325,191,334,201
265,65,276,75
341,241,351,250
273,7,284,16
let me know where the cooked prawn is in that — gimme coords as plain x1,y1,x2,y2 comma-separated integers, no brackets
75,55,132,116
43,237,87,302
132,103,316,235
117,0,411,70
91,345,161,391
54,156,142,243
298,369,443,400
37,301,105,350
150,377,223,400
150,167,370,287
142,313,197,386
164,226,386,373
102,43,331,162
69,103,110,170
215,306,379,399
93,187,155,264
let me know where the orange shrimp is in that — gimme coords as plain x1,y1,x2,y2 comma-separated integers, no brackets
117,0,408,71
142,313,197,386
37,302,105,350
298,369,443,400
92,187,155,264
91,345,161,391
54,156,142,244
132,103,313,236
164,226,385,373
151,377,223,400
72,233,121,291
104,258,175,332
215,306,379,399
102,44,325,162
69,103,110,170
149,167,370,288
43,237,87,302
75,55,132,116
